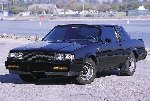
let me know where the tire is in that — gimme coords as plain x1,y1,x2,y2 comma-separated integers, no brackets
120,52,136,76
76,58,97,85
19,74,40,82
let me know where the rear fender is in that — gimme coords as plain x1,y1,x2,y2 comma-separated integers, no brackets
129,47,139,60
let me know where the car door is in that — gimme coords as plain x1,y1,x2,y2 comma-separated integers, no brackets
97,26,125,70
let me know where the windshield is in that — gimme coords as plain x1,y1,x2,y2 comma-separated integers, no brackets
43,25,99,42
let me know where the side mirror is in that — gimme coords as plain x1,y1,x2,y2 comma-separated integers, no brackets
105,38,111,43
41,38,44,41
138,39,143,41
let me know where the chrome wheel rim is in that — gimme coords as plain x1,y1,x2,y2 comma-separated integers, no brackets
80,62,94,81
128,57,135,72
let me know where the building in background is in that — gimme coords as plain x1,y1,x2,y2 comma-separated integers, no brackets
127,5,150,16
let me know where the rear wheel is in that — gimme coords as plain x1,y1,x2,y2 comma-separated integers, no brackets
19,74,40,82
120,52,136,76
76,58,97,85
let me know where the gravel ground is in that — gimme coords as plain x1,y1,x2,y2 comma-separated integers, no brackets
0,38,150,101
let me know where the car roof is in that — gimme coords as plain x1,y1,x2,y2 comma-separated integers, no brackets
57,24,118,27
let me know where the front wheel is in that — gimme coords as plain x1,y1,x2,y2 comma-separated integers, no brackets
19,74,40,82
120,52,136,76
76,58,97,85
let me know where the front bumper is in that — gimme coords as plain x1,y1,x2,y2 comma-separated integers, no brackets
9,70,80,76
5,60,83,77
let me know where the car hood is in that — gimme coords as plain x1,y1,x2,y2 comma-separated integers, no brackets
11,40,91,53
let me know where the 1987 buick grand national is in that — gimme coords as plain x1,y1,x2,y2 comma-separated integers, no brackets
5,24,147,84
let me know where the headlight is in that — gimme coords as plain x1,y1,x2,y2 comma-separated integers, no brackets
55,54,75,61
8,52,23,59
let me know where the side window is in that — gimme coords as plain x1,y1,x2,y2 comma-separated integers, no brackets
101,27,118,43
114,28,122,42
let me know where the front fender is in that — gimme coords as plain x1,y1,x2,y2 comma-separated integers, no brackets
83,52,99,66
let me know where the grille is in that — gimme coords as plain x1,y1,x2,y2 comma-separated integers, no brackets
23,52,54,63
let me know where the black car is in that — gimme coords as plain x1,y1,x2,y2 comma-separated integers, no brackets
5,24,147,84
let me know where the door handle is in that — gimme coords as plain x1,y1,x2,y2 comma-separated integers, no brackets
119,44,122,46
119,44,126,50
